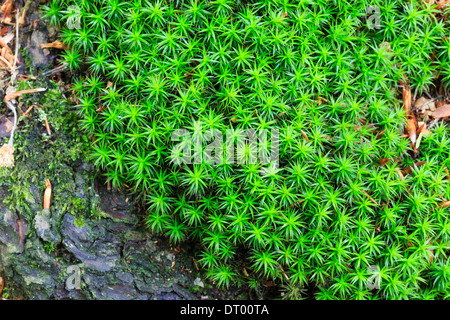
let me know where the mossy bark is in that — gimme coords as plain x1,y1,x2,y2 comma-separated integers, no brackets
0,83,204,300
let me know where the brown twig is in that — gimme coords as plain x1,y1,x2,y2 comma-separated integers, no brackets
4,87,46,102
43,179,52,209
300,130,309,143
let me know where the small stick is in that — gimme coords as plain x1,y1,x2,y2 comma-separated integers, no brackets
39,63,68,77
3,87,46,102
361,190,378,205
43,179,52,209
0,55,13,71
440,201,450,209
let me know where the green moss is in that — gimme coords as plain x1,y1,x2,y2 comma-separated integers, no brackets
43,241,55,254
74,216,86,228
46,0,450,299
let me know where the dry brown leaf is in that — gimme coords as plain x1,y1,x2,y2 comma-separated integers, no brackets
432,104,450,118
379,158,391,166
2,16,14,26
414,96,435,112
436,100,445,109
0,26,8,37
402,161,427,176
361,190,378,205
376,129,386,139
406,118,417,145
0,0,11,14
417,122,430,136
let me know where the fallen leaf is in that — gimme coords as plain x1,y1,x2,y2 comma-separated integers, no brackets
406,118,416,145
376,129,386,139
402,161,427,176
440,201,450,208
43,179,52,209
432,104,450,118
415,96,435,112
0,26,8,37
0,0,11,14
417,122,430,136
436,100,445,109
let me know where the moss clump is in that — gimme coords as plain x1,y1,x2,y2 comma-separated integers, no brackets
45,0,450,299
0,79,95,232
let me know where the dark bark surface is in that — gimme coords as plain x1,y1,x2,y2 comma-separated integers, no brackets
0,163,204,300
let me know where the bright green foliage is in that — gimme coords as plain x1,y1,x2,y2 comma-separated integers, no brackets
46,0,450,299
